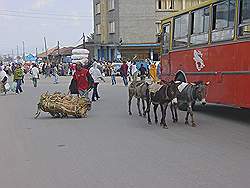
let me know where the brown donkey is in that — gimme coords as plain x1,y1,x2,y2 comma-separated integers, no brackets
146,81,180,129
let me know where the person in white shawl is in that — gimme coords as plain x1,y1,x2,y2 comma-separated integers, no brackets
0,66,8,94
89,62,105,101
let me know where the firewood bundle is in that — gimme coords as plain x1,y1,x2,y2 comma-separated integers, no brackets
34,92,91,119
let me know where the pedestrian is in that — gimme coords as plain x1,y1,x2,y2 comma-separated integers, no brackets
0,66,8,95
13,64,24,94
149,62,158,83
89,62,105,101
111,66,117,85
130,61,138,82
73,62,94,100
31,64,40,87
52,65,59,84
157,63,161,80
139,63,147,81
120,61,128,86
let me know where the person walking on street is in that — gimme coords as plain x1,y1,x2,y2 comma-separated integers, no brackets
157,63,161,80
111,66,117,85
120,61,128,86
31,64,40,87
73,62,94,100
130,61,138,82
139,63,147,81
14,64,24,94
0,66,8,95
52,65,59,84
89,62,105,101
149,62,158,83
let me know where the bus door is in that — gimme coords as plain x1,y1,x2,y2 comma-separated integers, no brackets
161,23,171,80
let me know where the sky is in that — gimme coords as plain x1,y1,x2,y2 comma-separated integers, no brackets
0,0,93,55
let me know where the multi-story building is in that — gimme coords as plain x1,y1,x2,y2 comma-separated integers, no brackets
93,0,208,61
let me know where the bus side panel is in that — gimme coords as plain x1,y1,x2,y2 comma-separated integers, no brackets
162,41,250,108
235,41,250,108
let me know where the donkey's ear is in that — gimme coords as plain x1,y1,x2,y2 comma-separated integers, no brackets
205,81,210,86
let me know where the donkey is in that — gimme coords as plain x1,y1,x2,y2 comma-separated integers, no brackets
146,81,180,129
170,81,209,127
128,80,149,117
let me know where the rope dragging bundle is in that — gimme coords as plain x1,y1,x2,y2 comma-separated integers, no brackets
34,92,92,119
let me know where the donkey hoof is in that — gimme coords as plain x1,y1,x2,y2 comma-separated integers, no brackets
155,120,158,124
192,123,197,127
148,121,152,125
129,112,132,116
185,121,189,125
139,113,142,117
163,125,168,129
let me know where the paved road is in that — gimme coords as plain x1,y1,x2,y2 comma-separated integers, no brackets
0,76,250,188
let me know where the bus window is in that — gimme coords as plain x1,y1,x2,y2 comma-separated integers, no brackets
162,24,170,54
173,13,189,48
212,0,236,42
239,0,250,37
190,7,210,45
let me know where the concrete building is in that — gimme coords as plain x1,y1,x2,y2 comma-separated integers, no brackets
93,0,208,61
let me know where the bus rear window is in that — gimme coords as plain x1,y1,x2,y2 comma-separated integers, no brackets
162,24,170,54
239,0,250,37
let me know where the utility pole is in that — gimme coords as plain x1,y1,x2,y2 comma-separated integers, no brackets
17,45,19,57
36,48,38,63
44,37,49,63
57,41,60,64
22,41,25,60
83,33,86,49
57,41,60,55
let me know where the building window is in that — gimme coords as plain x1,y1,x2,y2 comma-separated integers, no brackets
173,13,189,48
96,24,101,35
109,22,115,33
190,7,210,45
156,0,174,10
108,0,115,10
156,22,161,34
212,0,236,42
238,0,250,37
96,3,101,14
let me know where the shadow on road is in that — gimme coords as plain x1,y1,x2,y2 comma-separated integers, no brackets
195,104,250,125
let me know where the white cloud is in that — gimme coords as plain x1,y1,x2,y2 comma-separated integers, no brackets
32,0,54,9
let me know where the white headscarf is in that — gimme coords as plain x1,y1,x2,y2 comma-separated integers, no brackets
89,62,102,83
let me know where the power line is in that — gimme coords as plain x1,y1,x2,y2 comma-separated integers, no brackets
0,13,92,21
0,9,92,18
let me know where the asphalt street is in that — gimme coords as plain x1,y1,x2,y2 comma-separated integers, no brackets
0,76,250,188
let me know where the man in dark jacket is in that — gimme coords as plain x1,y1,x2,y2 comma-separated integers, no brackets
139,64,147,81
120,61,128,86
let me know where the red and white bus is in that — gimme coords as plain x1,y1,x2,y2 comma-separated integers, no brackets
160,0,250,108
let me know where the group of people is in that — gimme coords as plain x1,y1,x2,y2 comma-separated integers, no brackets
0,62,25,95
119,60,161,87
